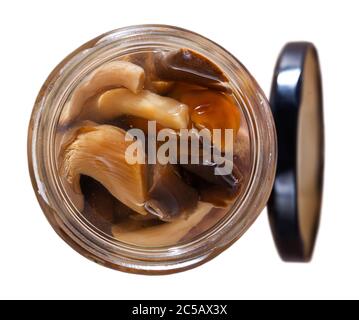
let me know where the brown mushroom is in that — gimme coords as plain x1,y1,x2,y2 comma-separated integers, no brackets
154,49,231,92
144,164,198,221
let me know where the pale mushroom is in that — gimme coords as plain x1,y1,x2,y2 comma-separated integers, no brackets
59,61,145,125
56,120,99,212
97,88,189,129
111,202,212,247
62,124,148,215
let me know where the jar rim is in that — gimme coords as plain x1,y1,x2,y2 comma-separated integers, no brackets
28,24,277,274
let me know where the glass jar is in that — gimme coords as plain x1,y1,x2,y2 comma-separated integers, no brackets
28,25,277,274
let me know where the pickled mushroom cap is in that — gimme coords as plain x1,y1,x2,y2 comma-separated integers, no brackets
155,48,231,92
62,124,148,215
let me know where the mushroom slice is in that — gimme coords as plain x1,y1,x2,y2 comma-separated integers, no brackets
112,202,212,247
154,49,231,92
180,159,243,207
62,124,148,215
153,127,242,198
144,164,198,221
145,126,242,203
59,61,145,126
181,160,242,190
97,88,189,130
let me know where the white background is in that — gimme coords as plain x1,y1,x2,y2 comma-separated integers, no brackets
0,0,358,300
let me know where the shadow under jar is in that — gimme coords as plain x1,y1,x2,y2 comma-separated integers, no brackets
28,25,277,274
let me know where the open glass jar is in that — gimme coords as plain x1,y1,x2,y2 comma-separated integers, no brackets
28,25,277,274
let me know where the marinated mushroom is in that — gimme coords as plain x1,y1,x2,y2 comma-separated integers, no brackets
181,160,242,190
154,49,231,92
112,202,212,247
180,156,243,207
145,164,198,221
97,88,189,130
56,120,99,212
59,61,145,125
152,127,242,204
62,124,148,215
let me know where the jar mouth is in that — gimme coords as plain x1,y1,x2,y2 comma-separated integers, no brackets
28,25,277,274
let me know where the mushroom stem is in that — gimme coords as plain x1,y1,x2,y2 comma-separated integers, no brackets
97,88,189,130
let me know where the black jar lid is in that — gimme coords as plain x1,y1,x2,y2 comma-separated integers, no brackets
267,42,324,262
